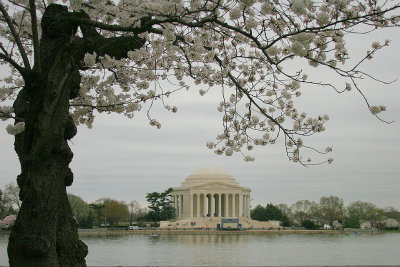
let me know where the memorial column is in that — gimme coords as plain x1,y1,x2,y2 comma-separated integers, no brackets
174,195,178,217
225,194,229,217
232,194,236,217
239,194,243,217
178,195,182,218
211,194,215,217
189,193,193,218
196,193,200,217
203,193,207,217
218,194,222,217
247,195,250,217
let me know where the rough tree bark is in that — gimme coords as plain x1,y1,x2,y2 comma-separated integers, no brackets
7,4,145,266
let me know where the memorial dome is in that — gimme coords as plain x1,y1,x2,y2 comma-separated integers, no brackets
180,166,239,188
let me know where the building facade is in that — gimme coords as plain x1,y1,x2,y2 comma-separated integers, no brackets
171,166,251,219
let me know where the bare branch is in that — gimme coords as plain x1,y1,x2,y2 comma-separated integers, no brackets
29,0,41,71
0,1,31,70
0,51,28,77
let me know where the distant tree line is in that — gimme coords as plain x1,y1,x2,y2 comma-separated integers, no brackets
66,195,150,228
251,195,400,230
1,183,398,231
65,188,176,228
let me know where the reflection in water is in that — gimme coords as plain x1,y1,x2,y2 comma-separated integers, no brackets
1,233,400,265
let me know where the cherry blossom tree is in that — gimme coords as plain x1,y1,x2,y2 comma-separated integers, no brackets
0,214,17,229
0,0,399,265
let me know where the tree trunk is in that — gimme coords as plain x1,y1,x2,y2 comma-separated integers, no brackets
7,4,146,265
7,5,87,266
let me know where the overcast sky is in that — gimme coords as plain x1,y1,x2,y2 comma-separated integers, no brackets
0,28,399,210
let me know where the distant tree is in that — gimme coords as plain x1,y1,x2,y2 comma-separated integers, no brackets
319,196,345,226
280,215,291,227
346,201,385,229
250,205,266,221
343,216,361,229
276,203,292,217
370,209,386,230
68,194,90,227
4,183,21,211
128,200,143,225
102,199,130,226
275,203,293,226
291,200,318,225
145,188,175,222
251,203,289,225
0,190,6,218
382,218,399,230
301,219,317,230
89,203,106,227
384,207,400,221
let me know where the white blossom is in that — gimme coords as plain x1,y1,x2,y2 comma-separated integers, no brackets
316,12,330,26
225,148,234,156
229,8,241,20
370,105,386,115
291,0,307,15
206,142,214,149
83,52,97,67
244,155,255,162
69,0,82,10
6,122,25,135
371,41,381,49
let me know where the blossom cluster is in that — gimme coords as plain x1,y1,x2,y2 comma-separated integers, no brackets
0,0,398,164
6,122,25,135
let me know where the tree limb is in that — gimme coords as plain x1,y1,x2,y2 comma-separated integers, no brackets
0,52,28,77
29,0,41,71
0,1,31,70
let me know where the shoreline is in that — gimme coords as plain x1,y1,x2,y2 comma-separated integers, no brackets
77,228,379,236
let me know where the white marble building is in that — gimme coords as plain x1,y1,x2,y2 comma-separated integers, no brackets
171,166,251,219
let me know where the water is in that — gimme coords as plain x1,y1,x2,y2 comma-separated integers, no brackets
1,233,400,266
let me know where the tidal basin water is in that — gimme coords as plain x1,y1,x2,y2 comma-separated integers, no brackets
1,233,400,265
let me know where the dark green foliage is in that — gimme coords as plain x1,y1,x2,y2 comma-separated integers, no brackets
145,188,175,222
301,220,317,230
78,210,94,229
343,216,360,229
385,207,400,221
89,203,106,227
280,215,291,227
251,203,290,225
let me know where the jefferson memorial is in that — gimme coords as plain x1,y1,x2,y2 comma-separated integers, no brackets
171,166,251,219
160,166,279,229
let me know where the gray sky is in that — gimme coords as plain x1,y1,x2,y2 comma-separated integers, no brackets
0,28,399,210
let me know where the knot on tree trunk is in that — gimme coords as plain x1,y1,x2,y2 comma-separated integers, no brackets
67,70,81,99
16,173,27,201
65,115,77,140
64,167,73,187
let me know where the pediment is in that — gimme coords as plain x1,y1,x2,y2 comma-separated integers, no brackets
189,181,246,190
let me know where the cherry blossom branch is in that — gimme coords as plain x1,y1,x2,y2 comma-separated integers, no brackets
0,50,28,77
0,1,31,70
